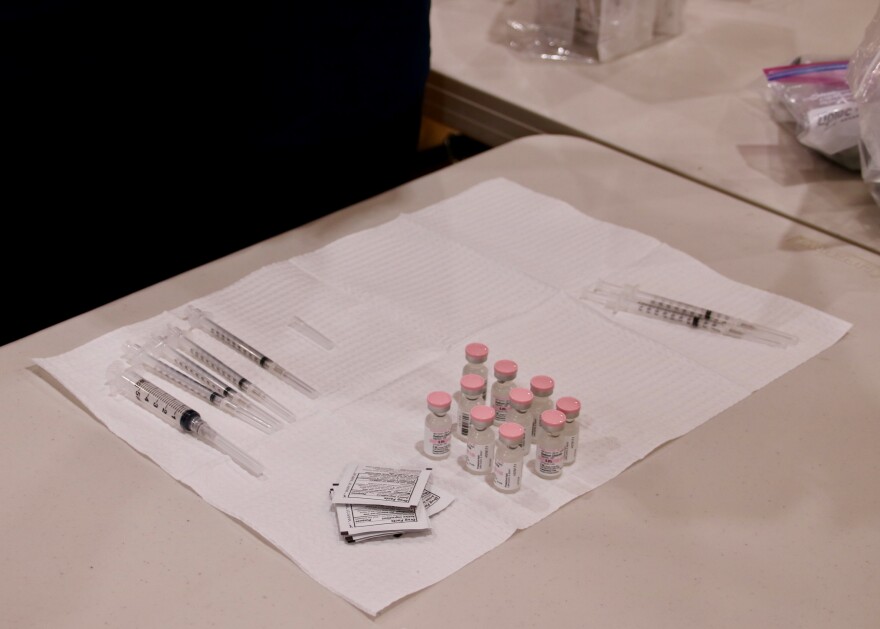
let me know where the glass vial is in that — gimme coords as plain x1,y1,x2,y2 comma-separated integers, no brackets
557,396,582,466
508,387,535,452
455,373,486,441
490,359,519,425
535,409,566,479
528,375,555,441
463,342,489,401
493,421,526,493
423,391,453,459
466,404,496,474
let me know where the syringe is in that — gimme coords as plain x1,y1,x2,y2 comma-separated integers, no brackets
123,342,283,434
581,281,799,347
162,325,298,424
106,362,264,477
138,335,287,429
184,306,319,399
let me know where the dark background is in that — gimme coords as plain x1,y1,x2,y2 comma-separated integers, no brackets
1,0,465,346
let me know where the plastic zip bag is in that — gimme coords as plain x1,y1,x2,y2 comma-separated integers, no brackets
763,61,861,171
847,4,880,206
502,0,686,64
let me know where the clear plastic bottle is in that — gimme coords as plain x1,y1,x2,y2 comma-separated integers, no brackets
463,342,489,401
490,359,519,425
508,387,536,452
528,375,555,441
423,391,453,459
557,396,582,466
466,405,496,474
493,421,526,493
535,409,566,479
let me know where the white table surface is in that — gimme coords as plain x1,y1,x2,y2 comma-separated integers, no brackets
426,0,880,254
2,135,878,628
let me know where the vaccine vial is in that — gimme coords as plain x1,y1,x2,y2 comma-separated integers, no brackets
508,387,535,452
557,396,582,465
423,391,453,459
528,375,555,441
535,409,566,479
493,421,526,493
463,342,489,401
490,359,519,425
465,405,496,474
455,373,486,441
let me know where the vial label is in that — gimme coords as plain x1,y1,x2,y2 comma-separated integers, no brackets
493,397,510,423
424,427,451,457
530,415,538,438
563,434,578,464
493,459,522,490
537,445,565,477
512,414,533,451
459,410,471,437
466,442,492,472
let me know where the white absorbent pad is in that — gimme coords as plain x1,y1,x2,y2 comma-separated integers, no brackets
34,178,852,616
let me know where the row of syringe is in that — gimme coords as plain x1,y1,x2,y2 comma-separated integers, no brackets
107,306,320,478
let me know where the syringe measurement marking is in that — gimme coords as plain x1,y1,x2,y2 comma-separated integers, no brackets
639,300,732,329
186,345,248,389
133,378,190,422
166,350,236,397
637,301,701,325
204,326,264,365
146,361,205,400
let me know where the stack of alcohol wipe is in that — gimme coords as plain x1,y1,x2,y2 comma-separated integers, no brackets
330,464,454,543
33,178,852,616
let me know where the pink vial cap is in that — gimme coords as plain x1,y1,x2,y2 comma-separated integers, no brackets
540,409,566,429
556,396,581,417
427,391,452,411
530,375,555,394
494,359,518,378
470,405,495,425
465,342,489,362
460,373,485,393
498,421,525,441
508,387,533,406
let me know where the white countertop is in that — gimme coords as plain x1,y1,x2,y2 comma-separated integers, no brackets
2,135,878,628
427,0,880,254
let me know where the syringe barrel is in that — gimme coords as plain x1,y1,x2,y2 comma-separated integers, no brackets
156,341,233,397
164,326,249,389
185,308,317,400
186,306,265,366
142,355,224,408
628,286,711,320
107,362,263,476
108,363,200,432
593,282,723,328
624,297,715,327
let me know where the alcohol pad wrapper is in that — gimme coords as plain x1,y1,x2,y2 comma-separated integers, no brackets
34,178,852,617
331,464,432,508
